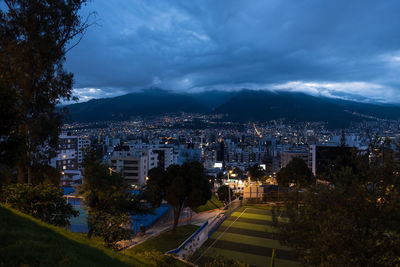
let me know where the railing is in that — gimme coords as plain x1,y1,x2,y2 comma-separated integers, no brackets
167,220,209,257
207,202,241,238
167,200,242,260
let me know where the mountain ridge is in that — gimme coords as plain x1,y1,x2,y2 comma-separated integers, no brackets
64,88,400,129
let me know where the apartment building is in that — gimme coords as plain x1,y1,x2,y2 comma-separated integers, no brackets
110,146,158,187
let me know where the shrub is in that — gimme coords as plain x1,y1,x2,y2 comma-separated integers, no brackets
2,183,78,226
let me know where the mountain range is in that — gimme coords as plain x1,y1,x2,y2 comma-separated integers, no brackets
64,88,400,129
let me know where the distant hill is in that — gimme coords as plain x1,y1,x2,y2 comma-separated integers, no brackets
0,205,150,266
65,88,205,122
64,88,400,129
213,90,400,128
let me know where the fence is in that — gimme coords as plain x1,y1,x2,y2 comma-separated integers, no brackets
167,201,242,260
131,204,171,234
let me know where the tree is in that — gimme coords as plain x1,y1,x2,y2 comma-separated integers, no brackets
248,164,266,182
146,162,212,233
1,182,78,226
273,142,400,266
216,172,224,185
216,185,233,205
276,158,314,188
80,151,146,249
0,0,92,184
31,163,60,186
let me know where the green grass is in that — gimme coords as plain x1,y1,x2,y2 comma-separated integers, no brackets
124,224,199,255
222,221,278,232
192,195,223,213
0,204,150,267
203,247,299,267
229,212,289,223
192,204,298,267
211,232,291,251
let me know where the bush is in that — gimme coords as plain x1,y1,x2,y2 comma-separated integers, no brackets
1,183,78,226
87,210,132,249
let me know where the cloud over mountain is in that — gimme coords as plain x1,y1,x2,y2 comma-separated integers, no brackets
66,0,400,103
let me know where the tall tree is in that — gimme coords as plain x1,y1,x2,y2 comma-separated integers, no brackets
216,185,233,205
146,162,212,233
0,0,92,184
273,142,400,266
276,158,314,188
80,151,147,249
248,164,266,182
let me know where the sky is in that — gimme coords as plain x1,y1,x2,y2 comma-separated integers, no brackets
65,0,400,103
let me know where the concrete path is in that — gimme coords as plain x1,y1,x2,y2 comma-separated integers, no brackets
119,207,222,250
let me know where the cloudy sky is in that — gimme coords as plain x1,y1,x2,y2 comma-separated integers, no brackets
65,0,400,103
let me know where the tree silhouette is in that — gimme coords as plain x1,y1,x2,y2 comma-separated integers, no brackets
0,0,93,183
146,162,212,233
276,158,314,188
273,140,400,266
248,164,266,182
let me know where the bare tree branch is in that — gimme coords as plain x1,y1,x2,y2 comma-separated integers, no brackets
65,11,99,53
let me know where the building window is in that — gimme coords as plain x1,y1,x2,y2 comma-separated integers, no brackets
124,160,138,165
124,166,138,170
124,172,138,177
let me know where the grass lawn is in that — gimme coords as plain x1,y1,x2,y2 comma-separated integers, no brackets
124,224,199,255
203,247,299,267
192,195,223,213
191,205,299,267
213,232,291,251
0,204,150,267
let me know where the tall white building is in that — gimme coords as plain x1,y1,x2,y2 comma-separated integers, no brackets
110,147,158,187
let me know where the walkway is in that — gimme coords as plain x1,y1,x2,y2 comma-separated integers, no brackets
119,207,222,250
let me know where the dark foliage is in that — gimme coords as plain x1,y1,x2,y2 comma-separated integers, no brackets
248,164,266,182
80,151,147,249
273,143,400,266
276,158,315,188
145,162,212,233
1,183,78,226
216,185,233,205
0,0,90,184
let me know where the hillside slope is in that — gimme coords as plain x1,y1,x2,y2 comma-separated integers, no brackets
213,90,400,128
66,88,205,122
64,89,400,128
0,205,149,267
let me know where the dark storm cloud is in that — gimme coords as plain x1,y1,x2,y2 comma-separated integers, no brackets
65,0,400,102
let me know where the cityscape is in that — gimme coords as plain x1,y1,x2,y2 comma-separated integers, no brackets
1,1,400,267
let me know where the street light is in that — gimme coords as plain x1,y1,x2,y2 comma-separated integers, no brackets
227,170,233,208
